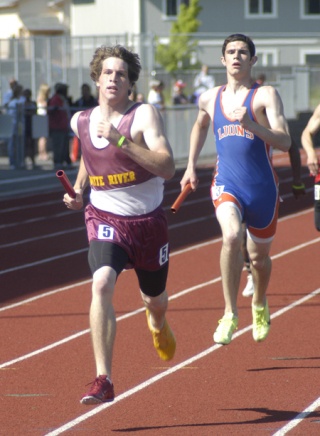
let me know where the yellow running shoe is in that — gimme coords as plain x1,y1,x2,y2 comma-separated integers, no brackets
213,313,238,345
252,301,271,342
146,310,176,361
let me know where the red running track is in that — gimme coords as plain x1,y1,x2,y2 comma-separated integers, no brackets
1,151,320,435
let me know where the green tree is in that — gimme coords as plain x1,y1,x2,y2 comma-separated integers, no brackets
156,0,202,73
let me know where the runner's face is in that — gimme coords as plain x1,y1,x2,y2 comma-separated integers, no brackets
96,57,130,101
221,41,255,75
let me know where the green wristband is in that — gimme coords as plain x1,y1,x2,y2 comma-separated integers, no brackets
292,183,305,190
117,135,126,148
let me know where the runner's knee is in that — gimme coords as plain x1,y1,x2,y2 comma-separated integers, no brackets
92,266,117,298
250,255,270,271
141,289,168,312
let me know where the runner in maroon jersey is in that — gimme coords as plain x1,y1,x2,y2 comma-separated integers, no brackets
63,45,176,405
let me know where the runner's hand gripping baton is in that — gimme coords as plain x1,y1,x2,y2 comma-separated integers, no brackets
56,170,76,199
171,183,193,213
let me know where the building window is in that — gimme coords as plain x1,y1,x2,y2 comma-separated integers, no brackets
300,49,320,65
256,49,278,66
72,0,95,4
301,0,320,17
306,53,320,63
245,0,277,18
163,0,189,18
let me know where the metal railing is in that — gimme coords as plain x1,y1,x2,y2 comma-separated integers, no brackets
1,34,320,118
0,104,217,167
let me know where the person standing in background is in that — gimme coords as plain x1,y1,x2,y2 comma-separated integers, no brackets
147,80,165,111
7,84,25,169
71,83,98,162
23,88,37,169
3,78,18,108
172,80,189,105
36,83,51,161
48,83,72,169
136,93,145,103
192,65,215,104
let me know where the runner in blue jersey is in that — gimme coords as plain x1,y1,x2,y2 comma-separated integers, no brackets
180,34,291,345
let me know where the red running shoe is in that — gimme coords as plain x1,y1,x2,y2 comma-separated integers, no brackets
80,375,114,405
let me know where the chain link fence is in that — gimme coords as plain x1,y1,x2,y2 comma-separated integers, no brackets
0,34,319,166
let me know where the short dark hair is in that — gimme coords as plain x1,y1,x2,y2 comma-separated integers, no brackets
222,34,256,59
90,45,141,85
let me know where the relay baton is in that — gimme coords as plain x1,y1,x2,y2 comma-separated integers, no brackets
171,183,193,213
56,170,76,199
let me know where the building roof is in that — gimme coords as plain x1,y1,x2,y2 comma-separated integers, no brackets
0,0,17,7
21,14,65,32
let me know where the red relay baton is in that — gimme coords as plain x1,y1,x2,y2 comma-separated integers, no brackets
171,183,193,213
56,170,76,199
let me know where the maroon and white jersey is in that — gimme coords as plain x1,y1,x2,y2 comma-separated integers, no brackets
77,103,164,215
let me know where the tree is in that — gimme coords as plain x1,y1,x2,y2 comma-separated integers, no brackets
155,0,202,73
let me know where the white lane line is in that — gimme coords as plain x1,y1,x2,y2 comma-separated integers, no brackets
0,210,73,230
1,237,319,369
0,209,319,434
272,397,320,435
44,287,320,436
0,279,93,312
0,217,318,312
0,227,85,249
0,215,215,275
0,207,314,275
0,199,57,213
0,176,311,229
0,278,219,369
0,248,88,275
0,239,221,312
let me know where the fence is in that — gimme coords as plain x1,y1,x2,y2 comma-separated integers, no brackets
1,34,320,118
1,29,319,168
0,104,216,167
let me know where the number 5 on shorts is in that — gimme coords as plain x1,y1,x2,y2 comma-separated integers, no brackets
98,225,115,240
159,243,169,266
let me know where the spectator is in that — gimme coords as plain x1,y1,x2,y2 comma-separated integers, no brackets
23,88,37,169
128,83,137,102
172,80,189,105
3,78,18,108
147,80,165,110
71,83,98,162
73,83,98,110
256,73,266,85
136,93,145,103
192,65,215,104
129,84,145,103
48,83,72,169
7,84,25,169
36,83,51,161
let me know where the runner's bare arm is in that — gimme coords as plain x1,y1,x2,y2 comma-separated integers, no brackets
301,103,320,176
181,91,212,190
235,86,291,152
124,104,175,180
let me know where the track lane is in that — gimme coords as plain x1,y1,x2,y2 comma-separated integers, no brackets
0,215,319,434
1,160,320,434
